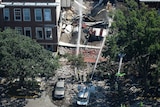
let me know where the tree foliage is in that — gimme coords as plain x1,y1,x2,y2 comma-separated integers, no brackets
102,0,160,93
0,29,59,82
67,54,86,70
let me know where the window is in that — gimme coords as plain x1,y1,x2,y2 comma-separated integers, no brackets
3,8,10,21
44,9,51,21
46,44,53,51
35,9,42,21
23,8,31,21
36,27,43,39
24,27,32,37
4,27,10,30
15,27,23,34
14,8,21,21
45,27,52,39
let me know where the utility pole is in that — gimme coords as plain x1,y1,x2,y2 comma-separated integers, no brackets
90,28,109,80
74,0,85,81
75,0,83,56
90,16,113,80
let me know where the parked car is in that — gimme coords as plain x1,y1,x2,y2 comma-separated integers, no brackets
77,86,90,106
53,79,65,99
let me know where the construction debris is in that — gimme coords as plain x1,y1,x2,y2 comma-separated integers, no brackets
58,0,114,63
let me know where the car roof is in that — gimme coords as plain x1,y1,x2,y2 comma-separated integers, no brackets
56,80,64,87
78,91,89,98
78,87,89,98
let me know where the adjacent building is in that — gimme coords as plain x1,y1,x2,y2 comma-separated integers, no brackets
0,0,61,52
139,0,160,8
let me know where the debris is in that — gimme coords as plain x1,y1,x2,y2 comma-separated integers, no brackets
66,9,74,20
89,27,107,37
63,24,73,34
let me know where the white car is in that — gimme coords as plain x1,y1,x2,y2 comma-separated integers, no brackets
77,86,90,106
53,80,65,99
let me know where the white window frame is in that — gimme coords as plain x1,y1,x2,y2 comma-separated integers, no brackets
15,27,23,35
24,27,32,37
45,27,53,40
3,8,10,21
44,8,51,21
36,27,44,39
35,8,42,21
23,8,31,21
14,8,21,21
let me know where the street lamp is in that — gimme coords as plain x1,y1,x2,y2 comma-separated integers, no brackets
114,53,126,91
117,53,126,75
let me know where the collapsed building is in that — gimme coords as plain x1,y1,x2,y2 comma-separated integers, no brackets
59,0,114,63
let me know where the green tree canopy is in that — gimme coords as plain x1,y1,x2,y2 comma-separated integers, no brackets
0,29,59,81
102,0,160,93
104,0,160,59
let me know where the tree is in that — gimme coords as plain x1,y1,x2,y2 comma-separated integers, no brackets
67,54,86,81
67,54,85,70
102,0,160,95
0,29,59,85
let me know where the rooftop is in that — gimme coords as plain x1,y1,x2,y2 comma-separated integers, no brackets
1,2,59,6
139,0,160,2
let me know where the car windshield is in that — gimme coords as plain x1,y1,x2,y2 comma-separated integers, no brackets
56,87,64,91
78,97,88,102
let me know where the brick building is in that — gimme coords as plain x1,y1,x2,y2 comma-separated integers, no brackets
139,0,160,9
0,0,61,52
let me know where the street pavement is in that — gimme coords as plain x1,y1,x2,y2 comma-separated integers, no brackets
24,91,57,107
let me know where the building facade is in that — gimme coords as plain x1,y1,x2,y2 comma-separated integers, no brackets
139,0,160,8
0,0,61,52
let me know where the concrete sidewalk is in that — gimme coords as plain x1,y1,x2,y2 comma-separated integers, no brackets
24,92,57,107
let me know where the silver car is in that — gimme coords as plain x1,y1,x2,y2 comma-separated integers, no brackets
54,80,65,99
77,86,90,106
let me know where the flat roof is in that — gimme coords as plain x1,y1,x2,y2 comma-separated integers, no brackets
1,2,60,6
140,0,160,2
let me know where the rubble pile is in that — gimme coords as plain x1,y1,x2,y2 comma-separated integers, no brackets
55,65,74,79
58,0,115,64
49,0,116,106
